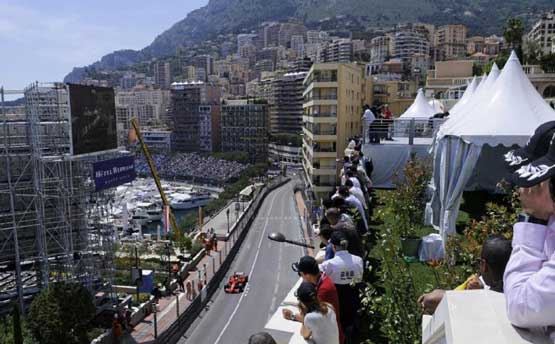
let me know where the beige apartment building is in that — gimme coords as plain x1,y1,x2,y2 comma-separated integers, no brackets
373,80,418,115
302,63,372,201
435,25,468,60
425,60,474,99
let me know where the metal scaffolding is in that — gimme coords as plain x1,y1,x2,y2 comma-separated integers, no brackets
0,83,117,314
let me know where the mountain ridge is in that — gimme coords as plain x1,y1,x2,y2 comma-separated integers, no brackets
64,0,554,82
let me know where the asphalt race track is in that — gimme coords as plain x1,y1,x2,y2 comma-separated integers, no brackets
180,179,307,344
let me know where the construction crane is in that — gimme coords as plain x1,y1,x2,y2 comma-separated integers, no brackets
130,118,180,238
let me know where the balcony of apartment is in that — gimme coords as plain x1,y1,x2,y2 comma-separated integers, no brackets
302,94,338,109
302,113,337,124
312,142,336,158
302,126,337,142
303,79,339,95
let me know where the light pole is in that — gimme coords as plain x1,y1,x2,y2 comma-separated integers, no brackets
268,232,315,249
226,208,230,234
235,199,240,222
165,243,172,279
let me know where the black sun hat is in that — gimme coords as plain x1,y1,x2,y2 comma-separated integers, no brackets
511,130,555,187
295,281,317,303
291,256,319,275
504,121,555,171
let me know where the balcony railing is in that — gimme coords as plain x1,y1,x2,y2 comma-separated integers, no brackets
305,112,337,118
313,145,335,153
305,95,338,102
307,127,337,136
306,76,338,83
364,118,445,145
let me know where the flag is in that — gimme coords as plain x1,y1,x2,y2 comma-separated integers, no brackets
198,207,203,226
164,205,170,234
128,127,138,145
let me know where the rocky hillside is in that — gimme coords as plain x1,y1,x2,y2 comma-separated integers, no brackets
65,0,554,82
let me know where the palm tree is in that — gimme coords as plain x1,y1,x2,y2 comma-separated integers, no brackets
504,18,524,50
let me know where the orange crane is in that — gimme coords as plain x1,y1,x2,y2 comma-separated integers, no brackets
130,118,180,238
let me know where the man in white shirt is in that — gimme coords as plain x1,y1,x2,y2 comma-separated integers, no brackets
337,186,368,232
503,122,555,331
320,231,363,342
345,179,367,210
345,170,361,190
362,105,377,143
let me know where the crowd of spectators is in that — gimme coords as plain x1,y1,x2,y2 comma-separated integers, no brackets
135,152,248,185
248,121,555,343
270,136,374,344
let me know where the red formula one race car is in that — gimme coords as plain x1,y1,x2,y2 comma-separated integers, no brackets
224,272,249,293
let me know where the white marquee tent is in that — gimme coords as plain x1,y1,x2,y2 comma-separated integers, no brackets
429,99,445,114
447,76,478,115
428,52,555,238
445,64,500,125
400,88,438,119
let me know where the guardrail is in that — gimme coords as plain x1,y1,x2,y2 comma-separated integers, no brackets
364,118,445,145
155,176,290,344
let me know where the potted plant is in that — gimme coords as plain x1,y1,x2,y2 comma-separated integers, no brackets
399,226,421,259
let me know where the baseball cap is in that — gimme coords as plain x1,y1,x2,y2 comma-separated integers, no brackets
511,130,555,187
291,256,319,275
329,231,347,246
295,281,317,303
505,121,555,171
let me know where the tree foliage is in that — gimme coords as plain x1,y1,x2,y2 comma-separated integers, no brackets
540,53,555,73
12,303,23,344
0,313,33,344
389,158,431,238
27,283,95,344
503,18,524,50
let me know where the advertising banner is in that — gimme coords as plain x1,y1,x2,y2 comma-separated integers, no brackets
93,156,136,192
68,84,118,156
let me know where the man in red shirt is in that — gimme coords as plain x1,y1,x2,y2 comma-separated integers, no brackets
284,255,345,344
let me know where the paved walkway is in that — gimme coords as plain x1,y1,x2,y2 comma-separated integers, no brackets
202,201,250,237
125,239,238,343
294,191,314,257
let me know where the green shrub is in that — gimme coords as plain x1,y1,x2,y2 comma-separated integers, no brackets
190,241,204,257
27,282,95,344
389,158,431,237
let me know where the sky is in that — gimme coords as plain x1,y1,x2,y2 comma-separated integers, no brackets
0,0,208,95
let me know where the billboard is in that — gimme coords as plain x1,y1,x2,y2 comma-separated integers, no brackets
68,84,118,156
93,156,136,192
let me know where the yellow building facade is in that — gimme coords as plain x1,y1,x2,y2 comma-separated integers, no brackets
302,63,372,201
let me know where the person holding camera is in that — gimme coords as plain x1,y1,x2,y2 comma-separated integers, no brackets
503,121,555,331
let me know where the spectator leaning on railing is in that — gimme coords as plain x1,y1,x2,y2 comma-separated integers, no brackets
293,282,340,344
502,121,555,332
286,255,345,344
319,231,364,342
417,235,512,315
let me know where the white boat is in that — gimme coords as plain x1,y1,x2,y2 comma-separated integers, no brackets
169,192,212,210
134,201,162,222
131,213,150,226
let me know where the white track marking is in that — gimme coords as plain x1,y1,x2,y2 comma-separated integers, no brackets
213,185,284,344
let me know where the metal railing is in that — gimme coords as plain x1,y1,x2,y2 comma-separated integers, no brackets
364,118,445,145
310,127,337,136
305,112,337,118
